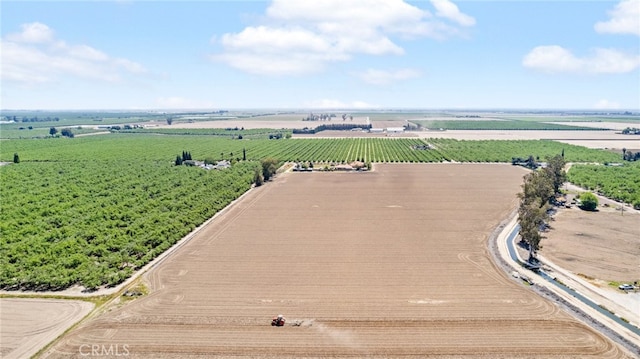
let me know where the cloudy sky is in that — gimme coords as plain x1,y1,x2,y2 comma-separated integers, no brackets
1,0,639,110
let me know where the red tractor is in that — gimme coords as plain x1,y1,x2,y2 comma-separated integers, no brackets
271,314,286,327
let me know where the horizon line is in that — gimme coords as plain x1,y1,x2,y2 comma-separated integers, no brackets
2,108,639,113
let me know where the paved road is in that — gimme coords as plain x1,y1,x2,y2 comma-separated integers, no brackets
494,215,640,354
505,224,639,336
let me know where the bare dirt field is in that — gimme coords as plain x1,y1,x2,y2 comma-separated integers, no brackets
553,122,638,131
294,130,418,138
370,120,407,129
153,114,370,130
558,140,639,152
539,204,640,325
43,164,631,358
0,298,93,359
155,119,309,130
425,130,639,150
543,206,640,284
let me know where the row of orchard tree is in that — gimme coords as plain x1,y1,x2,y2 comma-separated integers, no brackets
517,153,601,262
622,148,640,162
517,154,567,262
49,127,75,138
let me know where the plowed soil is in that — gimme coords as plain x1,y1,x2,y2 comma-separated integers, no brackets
0,298,93,359
43,164,630,358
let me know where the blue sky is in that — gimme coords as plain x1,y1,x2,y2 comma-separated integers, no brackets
1,0,639,110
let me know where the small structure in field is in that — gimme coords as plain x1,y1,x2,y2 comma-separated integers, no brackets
334,164,353,171
349,161,367,170
292,162,313,172
199,160,230,170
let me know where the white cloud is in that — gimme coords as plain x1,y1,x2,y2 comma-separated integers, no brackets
0,22,147,85
266,0,430,36
220,26,331,53
156,97,214,109
355,68,421,85
304,98,379,109
594,0,640,36
213,0,474,75
214,52,341,76
68,45,109,61
6,22,54,43
212,25,351,75
524,2,640,76
594,99,621,109
522,45,640,74
114,58,147,74
430,0,476,27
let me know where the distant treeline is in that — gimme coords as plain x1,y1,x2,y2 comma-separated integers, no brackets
122,127,291,139
411,120,607,131
4,116,61,123
293,123,372,134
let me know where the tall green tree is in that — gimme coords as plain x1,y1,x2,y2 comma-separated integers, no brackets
261,158,278,181
253,168,264,186
61,128,74,138
517,170,552,261
521,170,554,207
544,154,566,195
518,200,548,260
49,127,58,136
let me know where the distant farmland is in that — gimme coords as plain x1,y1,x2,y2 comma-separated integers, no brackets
0,134,622,163
410,119,607,131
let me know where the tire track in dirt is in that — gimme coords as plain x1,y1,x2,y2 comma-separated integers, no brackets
0,299,93,359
